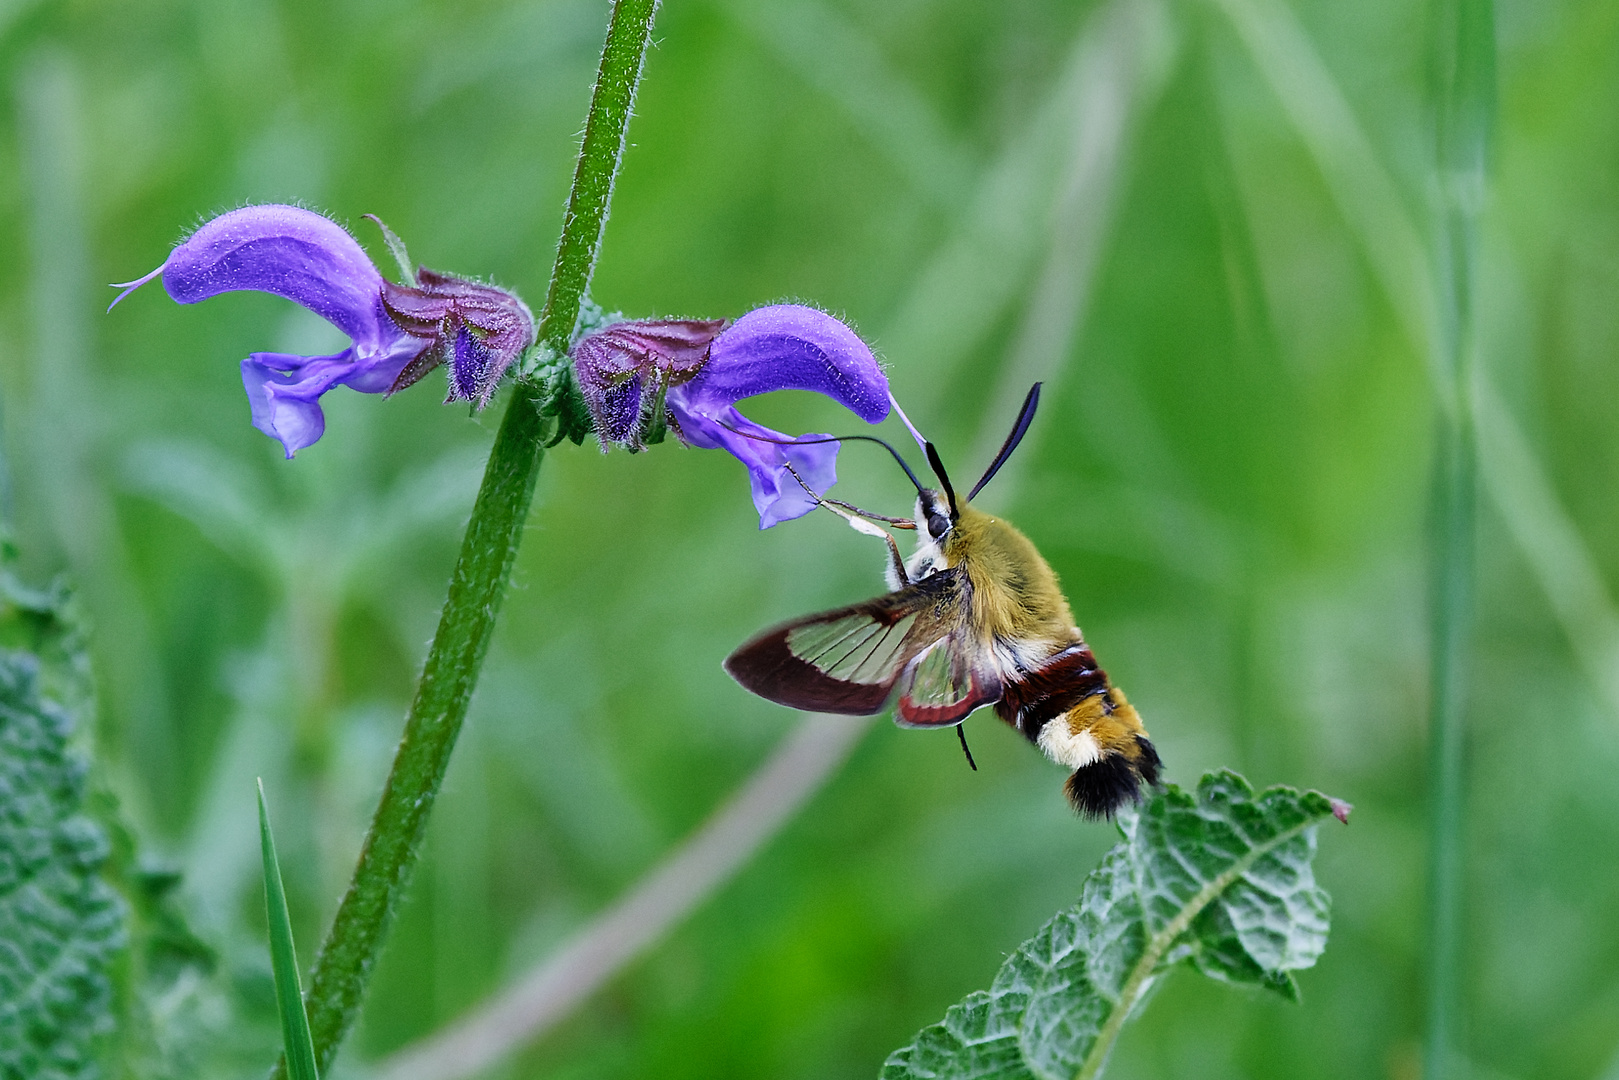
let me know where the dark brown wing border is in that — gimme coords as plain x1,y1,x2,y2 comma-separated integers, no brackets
724,570,964,715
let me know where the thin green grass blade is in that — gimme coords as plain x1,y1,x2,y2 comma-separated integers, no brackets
1425,3,1493,1078
259,779,319,1080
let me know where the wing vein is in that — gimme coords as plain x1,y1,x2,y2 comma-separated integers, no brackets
823,628,880,672
801,621,873,666
846,621,902,683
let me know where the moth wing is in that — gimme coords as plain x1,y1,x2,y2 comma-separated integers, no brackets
724,570,966,715
893,629,1004,728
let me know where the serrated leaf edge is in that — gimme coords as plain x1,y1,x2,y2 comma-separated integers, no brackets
1071,800,1331,1080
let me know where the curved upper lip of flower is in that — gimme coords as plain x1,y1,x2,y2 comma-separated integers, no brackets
110,204,395,345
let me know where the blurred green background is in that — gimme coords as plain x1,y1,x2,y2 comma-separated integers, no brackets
2,0,1618,1077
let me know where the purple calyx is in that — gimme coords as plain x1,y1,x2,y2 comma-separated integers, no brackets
571,318,728,450
382,269,536,408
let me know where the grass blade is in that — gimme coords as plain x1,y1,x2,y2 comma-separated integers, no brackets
1425,2,1493,1077
259,778,319,1080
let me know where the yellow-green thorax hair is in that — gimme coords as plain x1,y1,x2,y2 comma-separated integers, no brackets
907,493,1074,651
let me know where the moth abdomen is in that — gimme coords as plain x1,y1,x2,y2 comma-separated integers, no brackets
1065,737,1159,819
1029,681,1161,819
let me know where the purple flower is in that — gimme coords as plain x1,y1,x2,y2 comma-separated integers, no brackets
664,305,890,528
109,204,532,457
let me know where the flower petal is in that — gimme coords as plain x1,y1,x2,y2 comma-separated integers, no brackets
668,401,839,528
160,205,389,347
678,305,889,424
663,305,888,528
240,351,353,457
340,334,435,394
240,335,427,456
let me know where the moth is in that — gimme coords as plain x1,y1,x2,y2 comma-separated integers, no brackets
724,384,1160,817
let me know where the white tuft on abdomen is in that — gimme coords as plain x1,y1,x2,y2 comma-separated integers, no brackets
1037,721,1101,769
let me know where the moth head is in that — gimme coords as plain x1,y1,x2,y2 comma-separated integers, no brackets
914,488,955,550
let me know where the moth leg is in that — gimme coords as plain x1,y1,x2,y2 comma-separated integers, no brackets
956,723,978,771
819,497,918,530
783,462,912,585
872,528,911,586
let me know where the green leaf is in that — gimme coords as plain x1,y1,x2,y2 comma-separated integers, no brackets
93,786,226,1080
258,781,318,1080
0,601,124,1080
881,772,1344,1080
0,567,92,716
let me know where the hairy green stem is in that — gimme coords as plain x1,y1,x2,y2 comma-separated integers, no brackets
1423,2,1492,1078
538,0,659,352
289,384,548,1080
1071,816,1322,1080
273,3,662,1076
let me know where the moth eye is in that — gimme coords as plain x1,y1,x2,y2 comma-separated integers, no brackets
928,513,951,540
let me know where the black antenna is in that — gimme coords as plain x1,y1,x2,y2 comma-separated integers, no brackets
715,423,926,496
967,382,1042,502
956,724,977,771
925,442,957,518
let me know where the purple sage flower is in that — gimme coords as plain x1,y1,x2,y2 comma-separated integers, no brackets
662,305,890,529
109,204,532,457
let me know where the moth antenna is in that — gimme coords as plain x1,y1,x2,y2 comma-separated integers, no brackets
967,382,1041,502
715,421,926,496
956,723,977,771
925,442,957,518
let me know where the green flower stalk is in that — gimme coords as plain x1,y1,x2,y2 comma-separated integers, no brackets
274,2,661,1074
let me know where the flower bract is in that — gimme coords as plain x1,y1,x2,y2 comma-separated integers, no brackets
571,318,727,450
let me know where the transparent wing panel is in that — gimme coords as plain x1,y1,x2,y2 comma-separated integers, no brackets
788,612,919,685
904,637,975,708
